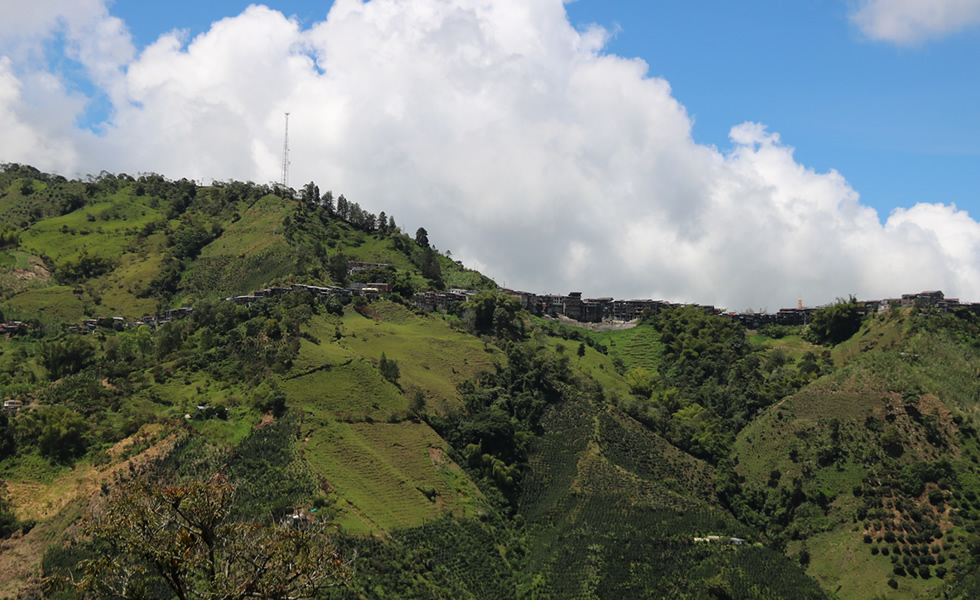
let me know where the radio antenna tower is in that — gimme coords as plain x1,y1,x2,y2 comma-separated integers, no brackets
280,112,290,187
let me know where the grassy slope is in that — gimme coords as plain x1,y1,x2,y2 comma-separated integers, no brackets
733,310,980,599
283,303,501,533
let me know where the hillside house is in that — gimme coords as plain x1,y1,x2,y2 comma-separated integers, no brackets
347,261,392,273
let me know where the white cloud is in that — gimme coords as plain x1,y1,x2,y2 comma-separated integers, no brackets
2,0,980,309
851,0,980,44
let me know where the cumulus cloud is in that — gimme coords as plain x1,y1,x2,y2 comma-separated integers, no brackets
851,0,980,44
2,0,979,309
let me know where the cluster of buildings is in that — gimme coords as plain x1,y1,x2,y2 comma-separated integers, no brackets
4,270,979,341
62,307,195,333
0,320,26,335
226,281,393,306
428,288,980,328
723,290,979,329
227,261,396,305
411,289,679,321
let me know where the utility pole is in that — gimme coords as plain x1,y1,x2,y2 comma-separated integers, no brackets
280,112,290,188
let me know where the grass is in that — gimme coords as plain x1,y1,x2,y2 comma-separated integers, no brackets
545,334,632,401
300,418,484,534
18,195,161,263
1,285,88,321
589,324,664,374
333,303,503,412
282,304,499,534
801,529,942,600
199,195,289,258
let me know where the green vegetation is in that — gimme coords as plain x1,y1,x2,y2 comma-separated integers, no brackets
6,165,980,599
49,477,353,599
805,296,864,346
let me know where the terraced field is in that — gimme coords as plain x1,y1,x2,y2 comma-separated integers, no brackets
589,322,664,373
300,419,484,534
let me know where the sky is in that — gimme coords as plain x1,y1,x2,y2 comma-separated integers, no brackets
1,0,979,310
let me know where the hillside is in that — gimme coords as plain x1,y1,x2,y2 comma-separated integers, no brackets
1,164,979,599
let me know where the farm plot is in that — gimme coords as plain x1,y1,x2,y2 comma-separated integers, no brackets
284,358,407,419
301,420,479,533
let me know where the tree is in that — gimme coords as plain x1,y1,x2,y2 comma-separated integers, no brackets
420,247,442,287
326,252,348,286
415,227,429,248
321,190,335,213
300,182,319,207
410,390,426,416
798,545,811,568
40,337,95,380
335,195,350,220
379,353,400,386
55,478,353,600
805,296,863,346
577,342,586,361
37,406,90,462
464,292,522,339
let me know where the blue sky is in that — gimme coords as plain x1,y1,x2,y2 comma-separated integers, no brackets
566,0,980,218
3,0,980,307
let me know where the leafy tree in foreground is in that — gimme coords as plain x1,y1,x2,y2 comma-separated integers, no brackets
54,477,353,600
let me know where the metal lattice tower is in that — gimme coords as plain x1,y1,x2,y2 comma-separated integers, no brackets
280,112,290,187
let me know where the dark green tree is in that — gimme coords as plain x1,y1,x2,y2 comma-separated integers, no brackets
39,337,95,380
54,251,115,284
300,181,320,206
415,227,429,248
805,296,863,346
327,252,348,286
420,247,442,287
410,389,426,415
379,353,400,385
465,292,522,339
0,411,15,461
36,406,90,462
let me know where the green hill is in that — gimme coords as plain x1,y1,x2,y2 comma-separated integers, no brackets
6,164,980,599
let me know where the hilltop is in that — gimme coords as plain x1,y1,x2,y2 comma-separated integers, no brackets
1,164,980,599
